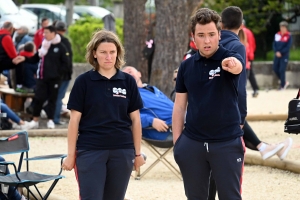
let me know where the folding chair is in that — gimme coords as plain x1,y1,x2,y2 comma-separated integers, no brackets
0,131,66,200
135,127,182,180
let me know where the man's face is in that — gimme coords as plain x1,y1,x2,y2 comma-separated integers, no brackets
192,22,221,58
41,20,49,28
122,67,141,82
43,29,55,41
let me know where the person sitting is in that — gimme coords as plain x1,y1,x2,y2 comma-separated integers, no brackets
0,156,26,200
0,101,31,130
122,66,173,140
17,41,37,92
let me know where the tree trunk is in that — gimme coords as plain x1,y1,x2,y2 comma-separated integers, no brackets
150,0,200,95
123,0,148,82
65,0,75,28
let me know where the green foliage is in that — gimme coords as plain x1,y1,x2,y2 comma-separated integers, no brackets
256,48,300,61
68,16,123,63
115,18,124,43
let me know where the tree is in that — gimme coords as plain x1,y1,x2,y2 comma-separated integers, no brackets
149,0,201,95
123,0,149,82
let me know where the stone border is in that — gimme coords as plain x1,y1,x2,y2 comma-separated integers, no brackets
245,154,300,174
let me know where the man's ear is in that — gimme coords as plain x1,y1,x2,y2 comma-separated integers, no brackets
138,71,142,78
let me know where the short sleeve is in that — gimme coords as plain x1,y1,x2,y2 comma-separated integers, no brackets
67,74,86,113
127,75,143,113
175,63,187,93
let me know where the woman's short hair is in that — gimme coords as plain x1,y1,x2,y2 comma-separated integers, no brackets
86,29,125,70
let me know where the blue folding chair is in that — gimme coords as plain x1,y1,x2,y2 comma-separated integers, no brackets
0,131,66,200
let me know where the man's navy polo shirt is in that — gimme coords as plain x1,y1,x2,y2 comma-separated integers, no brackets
67,69,143,150
176,45,243,142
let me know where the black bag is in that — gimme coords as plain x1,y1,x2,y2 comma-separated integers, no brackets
0,117,12,130
284,88,300,134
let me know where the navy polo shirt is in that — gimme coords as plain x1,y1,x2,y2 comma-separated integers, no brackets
67,69,143,150
176,45,243,142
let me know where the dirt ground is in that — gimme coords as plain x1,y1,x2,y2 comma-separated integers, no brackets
3,89,300,199
3,121,300,200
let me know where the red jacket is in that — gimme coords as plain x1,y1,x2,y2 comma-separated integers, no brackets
33,28,44,49
243,27,256,61
19,51,34,57
0,29,17,59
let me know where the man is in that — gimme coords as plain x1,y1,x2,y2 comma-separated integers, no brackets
272,21,292,90
205,6,292,200
33,18,49,49
220,6,288,160
0,21,23,87
15,25,32,52
13,25,69,129
122,66,173,140
172,8,244,199
242,19,259,97
52,21,73,125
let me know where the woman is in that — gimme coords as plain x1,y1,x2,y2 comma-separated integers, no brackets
62,30,145,200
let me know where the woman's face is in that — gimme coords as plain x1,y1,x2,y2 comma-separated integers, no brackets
93,42,117,71
43,29,55,41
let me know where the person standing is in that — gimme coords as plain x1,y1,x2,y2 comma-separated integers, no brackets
173,8,245,200
242,20,259,97
13,25,70,129
52,21,73,125
61,30,145,200
272,21,292,90
33,18,49,49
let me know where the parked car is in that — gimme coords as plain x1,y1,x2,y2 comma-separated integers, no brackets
21,4,80,28
73,5,112,19
0,0,37,35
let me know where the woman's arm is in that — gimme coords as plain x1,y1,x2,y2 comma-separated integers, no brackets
130,110,145,169
62,109,81,171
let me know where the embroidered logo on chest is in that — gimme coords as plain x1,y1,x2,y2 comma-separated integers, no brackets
113,87,127,98
209,67,221,79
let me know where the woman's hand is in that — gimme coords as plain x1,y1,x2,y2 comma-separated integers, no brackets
134,155,146,170
61,155,76,171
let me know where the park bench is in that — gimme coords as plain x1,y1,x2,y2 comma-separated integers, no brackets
0,88,34,112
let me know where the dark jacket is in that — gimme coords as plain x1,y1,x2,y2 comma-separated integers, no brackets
220,30,247,125
59,34,73,80
25,41,69,81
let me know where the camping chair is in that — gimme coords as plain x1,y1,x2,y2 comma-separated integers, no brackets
0,131,66,200
135,126,182,180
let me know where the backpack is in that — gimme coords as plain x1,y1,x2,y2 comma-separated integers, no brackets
284,88,300,134
0,117,12,130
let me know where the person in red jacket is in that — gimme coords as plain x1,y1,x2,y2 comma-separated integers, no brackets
242,20,259,97
33,18,49,49
0,21,23,88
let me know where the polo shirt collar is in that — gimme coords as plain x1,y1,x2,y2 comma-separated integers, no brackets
194,44,227,61
89,69,125,80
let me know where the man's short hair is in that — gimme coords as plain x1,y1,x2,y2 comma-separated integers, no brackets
279,21,288,27
2,21,13,29
44,25,57,33
41,18,48,23
190,8,221,34
19,26,29,34
24,42,35,52
221,6,243,30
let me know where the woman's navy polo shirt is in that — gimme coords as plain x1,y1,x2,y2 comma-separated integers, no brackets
67,69,143,150
176,45,244,142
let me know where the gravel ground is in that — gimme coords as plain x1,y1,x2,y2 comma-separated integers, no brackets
3,89,300,199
